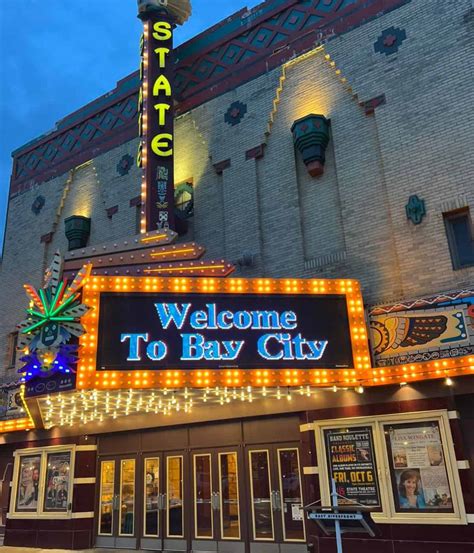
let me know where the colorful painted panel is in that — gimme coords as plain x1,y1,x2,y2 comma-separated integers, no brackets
369,293,474,367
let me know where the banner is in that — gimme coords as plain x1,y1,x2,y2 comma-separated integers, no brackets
384,421,454,512
324,426,380,507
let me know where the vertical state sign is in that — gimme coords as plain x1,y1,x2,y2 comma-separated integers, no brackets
138,14,175,232
324,426,380,507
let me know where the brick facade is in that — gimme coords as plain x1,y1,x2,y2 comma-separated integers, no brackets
1,0,473,375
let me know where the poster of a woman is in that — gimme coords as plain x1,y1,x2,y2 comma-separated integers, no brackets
397,469,426,509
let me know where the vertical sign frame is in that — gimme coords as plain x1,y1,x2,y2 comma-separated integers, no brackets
138,11,176,233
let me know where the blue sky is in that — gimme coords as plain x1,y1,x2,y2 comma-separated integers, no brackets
0,0,261,249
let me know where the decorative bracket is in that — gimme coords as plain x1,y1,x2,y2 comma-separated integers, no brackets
406,195,426,225
291,114,330,177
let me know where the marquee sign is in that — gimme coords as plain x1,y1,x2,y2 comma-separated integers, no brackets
77,277,371,390
97,293,353,370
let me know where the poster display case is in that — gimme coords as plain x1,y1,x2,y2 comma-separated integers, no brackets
313,410,467,525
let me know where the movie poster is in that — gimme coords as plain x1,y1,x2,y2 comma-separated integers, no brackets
384,421,454,513
16,455,41,511
43,452,71,512
324,426,380,507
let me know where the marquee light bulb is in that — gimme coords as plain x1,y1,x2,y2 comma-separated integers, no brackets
445,377,453,386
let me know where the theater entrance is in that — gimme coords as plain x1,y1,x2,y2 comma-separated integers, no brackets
94,417,308,553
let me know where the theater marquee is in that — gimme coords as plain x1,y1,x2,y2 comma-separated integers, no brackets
77,277,371,390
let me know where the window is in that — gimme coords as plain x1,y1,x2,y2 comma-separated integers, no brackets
7,331,18,368
314,411,467,525
10,446,75,518
444,208,474,269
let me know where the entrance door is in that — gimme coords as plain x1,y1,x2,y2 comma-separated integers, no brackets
139,452,188,552
96,456,138,549
192,449,246,553
246,444,306,553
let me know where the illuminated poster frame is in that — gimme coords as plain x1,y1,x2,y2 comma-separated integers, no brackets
78,277,370,390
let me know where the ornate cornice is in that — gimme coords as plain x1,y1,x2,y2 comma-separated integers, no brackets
10,0,411,196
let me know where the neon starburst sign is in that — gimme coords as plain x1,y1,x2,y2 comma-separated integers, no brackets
17,253,92,381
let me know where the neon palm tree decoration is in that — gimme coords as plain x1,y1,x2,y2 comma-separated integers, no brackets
17,253,92,380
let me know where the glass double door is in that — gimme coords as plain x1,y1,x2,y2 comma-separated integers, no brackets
96,452,186,551
192,449,246,553
95,444,306,552
246,445,306,551
192,445,306,553
96,457,138,549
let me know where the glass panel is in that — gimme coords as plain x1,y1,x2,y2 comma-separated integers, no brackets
99,460,114,535
194,454,213,538
384,420,455,513
43,451,71,512
120,459,135,536
451,215,474,265
16,454,41,512
323,426,381,508
249,450,274,540
278,449,305,541
144,458,160,537
167,456,184,537
219,452,240,540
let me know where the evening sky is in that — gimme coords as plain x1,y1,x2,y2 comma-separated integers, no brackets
0,0,261,251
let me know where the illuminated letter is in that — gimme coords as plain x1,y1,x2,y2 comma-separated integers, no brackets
153,21,172,41
146,340,167,361
234,311,252,330
152,75,172,97
151,134,173,157
305,339,328,360
154,103,171,126
190,310,207,330
280,311,297,330
154,47,170,67
257,334,283,360
121,333,149,361
216,310,233,330
221,340,244,360
181,333,205,361
154,303,191,329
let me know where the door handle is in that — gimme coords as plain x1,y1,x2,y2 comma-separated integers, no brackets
275,490,282,511
159,493,167,511
212,491,220,511
113,494,120,510
270,490,278,511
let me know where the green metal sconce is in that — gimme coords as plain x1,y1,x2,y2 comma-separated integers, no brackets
64,215,91,251
291,114,330,177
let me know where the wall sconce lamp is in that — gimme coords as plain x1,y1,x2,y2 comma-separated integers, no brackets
291,114,330,177
65,215,91,251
